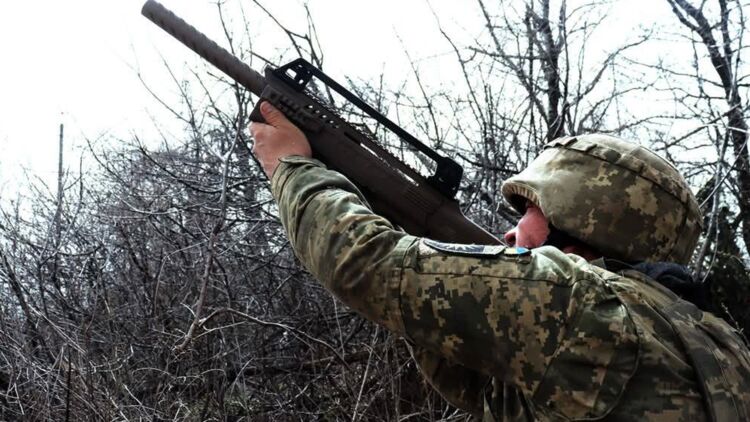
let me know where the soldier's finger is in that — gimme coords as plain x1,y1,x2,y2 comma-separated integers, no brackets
249,121,264,135
249,122,274,141
259,102,292,128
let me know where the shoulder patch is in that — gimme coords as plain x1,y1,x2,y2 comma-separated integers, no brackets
505,246,531,256
421,238,529,258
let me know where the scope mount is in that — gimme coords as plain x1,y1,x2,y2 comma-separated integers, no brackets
272,58,464,199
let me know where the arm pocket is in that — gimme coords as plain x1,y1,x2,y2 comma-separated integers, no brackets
532,292,640,420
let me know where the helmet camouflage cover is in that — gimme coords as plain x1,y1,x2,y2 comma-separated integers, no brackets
501,134,703,264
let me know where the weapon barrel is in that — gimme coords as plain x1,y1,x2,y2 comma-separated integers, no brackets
141,0,266,96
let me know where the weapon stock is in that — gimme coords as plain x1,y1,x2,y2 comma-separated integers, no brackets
141,0,501,245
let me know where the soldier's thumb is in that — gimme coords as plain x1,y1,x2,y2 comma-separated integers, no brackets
260,102,290,128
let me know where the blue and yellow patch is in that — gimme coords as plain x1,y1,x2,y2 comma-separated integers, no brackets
421,238,530,258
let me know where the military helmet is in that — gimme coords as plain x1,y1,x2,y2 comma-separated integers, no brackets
501,134,702,264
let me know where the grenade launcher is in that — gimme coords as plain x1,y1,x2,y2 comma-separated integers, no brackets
141,0,501,245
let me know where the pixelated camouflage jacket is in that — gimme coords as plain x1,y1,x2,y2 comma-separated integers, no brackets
271,156,750,421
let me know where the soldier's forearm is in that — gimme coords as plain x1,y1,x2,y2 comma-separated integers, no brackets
271,156,412,334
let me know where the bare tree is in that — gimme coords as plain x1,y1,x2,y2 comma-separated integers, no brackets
2,1,749,420
664,0,750,253
654,0,750,332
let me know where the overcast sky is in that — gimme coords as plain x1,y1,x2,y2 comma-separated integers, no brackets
0,0,460,193
0,0,668,198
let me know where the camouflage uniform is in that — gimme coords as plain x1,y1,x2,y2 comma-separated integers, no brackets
270,136,750,420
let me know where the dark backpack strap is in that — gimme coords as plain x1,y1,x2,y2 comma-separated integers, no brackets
614,265,750,422
657,300,748,422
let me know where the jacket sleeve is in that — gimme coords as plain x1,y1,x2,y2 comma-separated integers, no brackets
271,156,612,394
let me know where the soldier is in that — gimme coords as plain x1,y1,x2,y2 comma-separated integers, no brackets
250,101,750,421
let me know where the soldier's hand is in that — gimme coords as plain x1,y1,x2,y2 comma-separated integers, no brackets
249,102,312,179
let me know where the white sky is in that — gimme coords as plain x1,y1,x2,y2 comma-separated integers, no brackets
0,0,673,198
0,0,465,194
